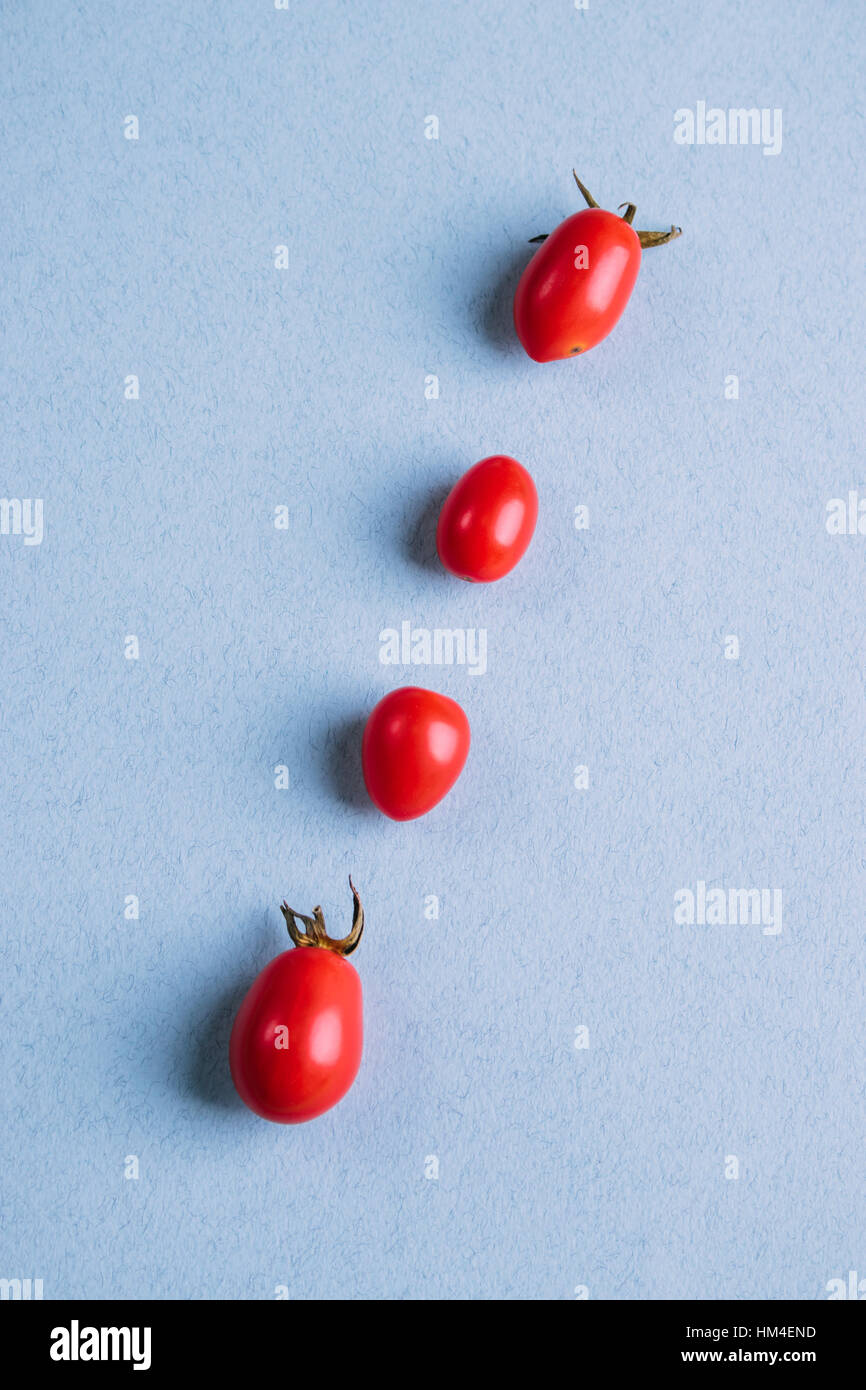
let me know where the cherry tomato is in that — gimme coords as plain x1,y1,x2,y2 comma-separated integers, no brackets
229,880,364,1123
362,686,470,821
513,172,681,362
436,455,538,583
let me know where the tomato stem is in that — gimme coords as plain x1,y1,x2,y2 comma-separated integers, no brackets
572,170,599,208
636,225,682,247
572,171,682,246
280,876,364,956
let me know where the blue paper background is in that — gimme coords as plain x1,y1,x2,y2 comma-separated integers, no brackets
2,0,865,1300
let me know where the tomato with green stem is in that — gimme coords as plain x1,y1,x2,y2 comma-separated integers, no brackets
513,171,682,362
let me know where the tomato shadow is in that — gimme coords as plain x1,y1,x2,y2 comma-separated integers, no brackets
322,712,373,812
186,984,247,1110
471,244,533,353
403,482,452,575
177,915,276,1111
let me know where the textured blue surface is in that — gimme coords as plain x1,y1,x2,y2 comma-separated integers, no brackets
2,0,865,1301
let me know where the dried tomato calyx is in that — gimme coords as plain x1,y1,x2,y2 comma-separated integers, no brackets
280,876,364,956
573,170,682,247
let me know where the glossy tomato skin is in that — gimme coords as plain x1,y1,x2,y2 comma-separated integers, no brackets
437,455,538,582
229,946,362,1123
514,208,642,362
362,686,470,821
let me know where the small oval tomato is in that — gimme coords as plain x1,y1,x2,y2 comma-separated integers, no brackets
362,686,470,821
229,880,364,1124
513,172,681,362
437,455,538,582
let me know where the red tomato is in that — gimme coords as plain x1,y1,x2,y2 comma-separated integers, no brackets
230,881,364,1123
362,686,470,821
513,173,681,362
437,455,538,582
